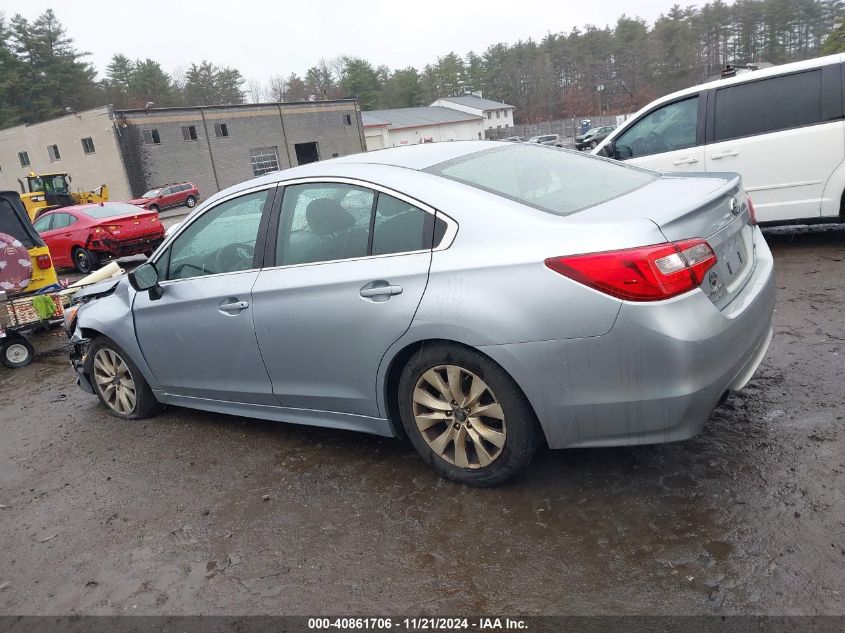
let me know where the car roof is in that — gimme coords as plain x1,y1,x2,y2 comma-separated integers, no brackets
41,202,139,214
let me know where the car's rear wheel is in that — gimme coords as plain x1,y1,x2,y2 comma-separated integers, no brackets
185,195,196,208
73,247,98,274
398,343,541,486
149,204,159,213
1,335,34,368
85,337,160,420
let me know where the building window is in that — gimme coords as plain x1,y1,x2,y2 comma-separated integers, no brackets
496,110,501,118
47,144,61,161
18,151,30,167
249,147,280,176
487,111,492,119
344,114,352,125
182,125,198,141
143,129,161,144
478,132,482,139
81,137,96,154
214,123,229,137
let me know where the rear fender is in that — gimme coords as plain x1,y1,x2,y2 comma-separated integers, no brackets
821,154,845,218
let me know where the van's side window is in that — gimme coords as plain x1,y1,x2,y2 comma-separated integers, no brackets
613,96,698,160
714,70,822,142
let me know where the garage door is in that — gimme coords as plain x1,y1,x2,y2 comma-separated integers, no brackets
366,134,384,151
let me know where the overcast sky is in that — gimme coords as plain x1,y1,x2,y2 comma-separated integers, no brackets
4,0,703,83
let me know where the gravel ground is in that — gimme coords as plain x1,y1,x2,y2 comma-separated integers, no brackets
0,225,843,616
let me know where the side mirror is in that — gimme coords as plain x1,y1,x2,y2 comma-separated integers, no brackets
614,143,633,160
128,262,162,299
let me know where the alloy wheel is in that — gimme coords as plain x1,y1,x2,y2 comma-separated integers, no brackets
412,364,506,469
92,348,137,415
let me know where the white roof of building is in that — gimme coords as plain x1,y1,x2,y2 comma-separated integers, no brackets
435,95,514,110
362,106,482,130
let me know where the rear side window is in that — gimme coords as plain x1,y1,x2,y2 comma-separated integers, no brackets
372,194,430,256
714,70,822,142
426,144,656,217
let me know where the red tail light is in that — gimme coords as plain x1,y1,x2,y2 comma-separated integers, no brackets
746,195,757,225
36,254,52,269
545,239,717,301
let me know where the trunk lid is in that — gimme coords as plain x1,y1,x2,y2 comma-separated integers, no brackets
96,210,161,239
578,172,756,310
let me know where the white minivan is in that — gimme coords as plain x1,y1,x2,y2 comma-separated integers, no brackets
593,54,845,224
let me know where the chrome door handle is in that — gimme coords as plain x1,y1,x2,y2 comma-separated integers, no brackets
360,284,403,298
710,150,739,159
672,157,699,165
219,300,249,312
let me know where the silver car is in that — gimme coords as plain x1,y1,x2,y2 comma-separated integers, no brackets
68,141,775,486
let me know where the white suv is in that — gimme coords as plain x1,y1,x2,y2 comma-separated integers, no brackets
594,53,845,224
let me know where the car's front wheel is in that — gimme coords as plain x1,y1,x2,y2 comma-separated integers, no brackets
85,337,161,420
398,343,542,486
590,140,598,149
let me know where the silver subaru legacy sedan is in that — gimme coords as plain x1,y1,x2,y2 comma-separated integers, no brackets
67,141,775,486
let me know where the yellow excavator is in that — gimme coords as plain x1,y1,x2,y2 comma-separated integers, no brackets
18,172,108,222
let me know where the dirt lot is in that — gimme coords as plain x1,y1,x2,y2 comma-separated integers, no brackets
1,226,843,616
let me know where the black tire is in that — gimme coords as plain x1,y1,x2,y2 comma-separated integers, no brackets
398,343,542,487
148,204,159,213
185,195,196,208
589,140,598,149
1,335,34,368
73,247,98,274
84,337,161,420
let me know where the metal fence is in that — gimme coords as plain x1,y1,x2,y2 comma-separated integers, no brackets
485,115,623,142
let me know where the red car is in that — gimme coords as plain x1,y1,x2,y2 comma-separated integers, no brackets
126,182,200,213
33,203,164,273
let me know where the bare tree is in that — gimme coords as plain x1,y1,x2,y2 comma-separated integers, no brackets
266,74,287,102
245,77,266,103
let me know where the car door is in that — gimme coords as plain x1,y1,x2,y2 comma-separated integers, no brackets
36,213,75,269
705,66,844,222
251,180,442,417
158,186,176,209
132,185,277,404
611,94,705,172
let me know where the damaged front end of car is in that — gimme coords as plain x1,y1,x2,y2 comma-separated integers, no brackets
64,277,123,394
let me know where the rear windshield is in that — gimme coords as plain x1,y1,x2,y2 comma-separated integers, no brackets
81,203,144,219
425,144,656,216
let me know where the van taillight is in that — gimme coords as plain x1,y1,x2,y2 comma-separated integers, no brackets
36,254,52,269
545,239,717,301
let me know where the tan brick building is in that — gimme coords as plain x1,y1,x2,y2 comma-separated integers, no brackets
0,100,365,202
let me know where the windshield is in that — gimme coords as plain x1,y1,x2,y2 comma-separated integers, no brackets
28,175,69,195
426,144,657,217
142,189,161,199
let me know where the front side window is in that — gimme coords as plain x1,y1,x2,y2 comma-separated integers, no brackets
33,215,52,232
614,96,699,159
714,70,822,142
166,189,269,281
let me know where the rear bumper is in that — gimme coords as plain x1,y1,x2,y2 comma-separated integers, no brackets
481,227,776,449
90,234,163,257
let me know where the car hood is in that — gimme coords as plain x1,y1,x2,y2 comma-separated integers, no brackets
72,276,125,302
